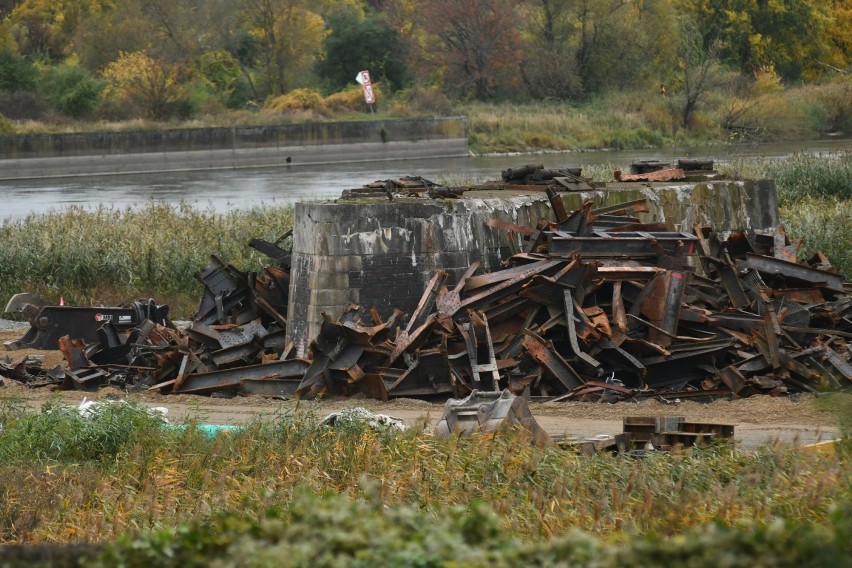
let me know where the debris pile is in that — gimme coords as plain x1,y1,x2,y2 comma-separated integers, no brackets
338,161,718,201
2,173,849,402
289,195,850,402
2,234,300,395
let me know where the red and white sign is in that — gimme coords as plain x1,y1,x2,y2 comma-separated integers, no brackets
355,70,376,104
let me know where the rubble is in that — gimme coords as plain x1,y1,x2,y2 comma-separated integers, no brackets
1,167,849,403
319,407,407,431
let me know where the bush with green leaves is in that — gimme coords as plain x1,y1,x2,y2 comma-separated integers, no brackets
0,50,37,92
93,492,852,568
38,64,104,118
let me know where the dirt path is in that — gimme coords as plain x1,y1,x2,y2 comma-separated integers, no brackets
1,329,845,448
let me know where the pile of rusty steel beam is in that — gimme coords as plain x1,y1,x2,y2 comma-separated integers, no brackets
1,234,299,394
2,189,849,401
290,197,851,402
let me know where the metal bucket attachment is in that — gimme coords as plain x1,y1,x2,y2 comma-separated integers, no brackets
434,389,551,445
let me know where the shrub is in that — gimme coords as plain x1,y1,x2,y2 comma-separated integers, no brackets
265,88,327,114
0,401,165,463
95,493,852,568
0,203,295,318
389,86,453,116
723,152,852,202
0,50,37,92
196,50,253,109
780,197,852,279
0,112,15,134
38,64,103,118
324,86,369,113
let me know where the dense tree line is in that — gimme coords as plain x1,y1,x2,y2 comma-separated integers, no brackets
0,0,848,125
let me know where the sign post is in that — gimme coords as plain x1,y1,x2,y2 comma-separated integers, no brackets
355,70,376,115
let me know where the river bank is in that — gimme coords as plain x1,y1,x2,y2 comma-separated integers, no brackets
0,117,468,180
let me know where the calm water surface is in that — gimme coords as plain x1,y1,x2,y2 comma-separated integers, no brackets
1,138,847,221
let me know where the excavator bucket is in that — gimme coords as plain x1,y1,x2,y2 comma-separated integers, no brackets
434,389,551,445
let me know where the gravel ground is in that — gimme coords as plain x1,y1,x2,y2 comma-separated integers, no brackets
0,318,28,332
0,328,846,448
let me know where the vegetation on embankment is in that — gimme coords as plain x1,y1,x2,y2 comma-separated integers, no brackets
463,80,851,154
0,153,848,319
3,80,849,156
1,0,849,157
0,399,848,565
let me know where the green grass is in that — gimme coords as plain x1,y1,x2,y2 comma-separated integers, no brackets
722,151,852,201
0,203,294,318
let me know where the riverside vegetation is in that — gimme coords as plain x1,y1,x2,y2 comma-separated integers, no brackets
0,2,849,151
0,152,849,319
0,397,848,566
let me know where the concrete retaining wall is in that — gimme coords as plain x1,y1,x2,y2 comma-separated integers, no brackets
285,179,778,353
0,117,468,179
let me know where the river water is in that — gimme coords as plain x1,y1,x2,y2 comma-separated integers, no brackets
0,138,847,221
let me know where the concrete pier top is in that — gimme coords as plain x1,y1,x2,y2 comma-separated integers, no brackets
285,179,779,353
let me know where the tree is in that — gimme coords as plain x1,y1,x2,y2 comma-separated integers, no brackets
822,0,851,75
519,0,678,99
520,0,583,99
678,0,834,81
239,0,327,97
316,9,410,92
101,50,184,119
4,0,112,61
674,16,721,129
420,0,522,100
0,48,36,91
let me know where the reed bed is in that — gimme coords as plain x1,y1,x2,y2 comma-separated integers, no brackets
0,203,294,317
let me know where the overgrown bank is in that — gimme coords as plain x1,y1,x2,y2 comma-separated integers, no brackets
0,399,847,566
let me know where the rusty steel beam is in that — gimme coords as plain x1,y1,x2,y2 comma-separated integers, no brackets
549,231,698,258
457,260,563,315
563,290,601,370
174,359,309,395
521,330,584,392
546,186,569,223
743,253,845,293
240,378,301,397
615,167,686,182
486,218,536,236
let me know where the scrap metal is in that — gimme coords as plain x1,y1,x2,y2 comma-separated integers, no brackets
2,164,849,404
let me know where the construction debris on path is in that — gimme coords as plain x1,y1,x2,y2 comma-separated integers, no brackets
2,166,850,403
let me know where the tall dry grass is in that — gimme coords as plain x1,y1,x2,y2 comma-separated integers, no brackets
0,400,848,545
0,203,294,317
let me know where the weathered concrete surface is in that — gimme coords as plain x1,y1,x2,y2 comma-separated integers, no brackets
0,118,468,179
563,179,779,232
286,179,778,353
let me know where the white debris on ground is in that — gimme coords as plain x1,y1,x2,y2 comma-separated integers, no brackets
319,407,406,431
77,397,170,422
